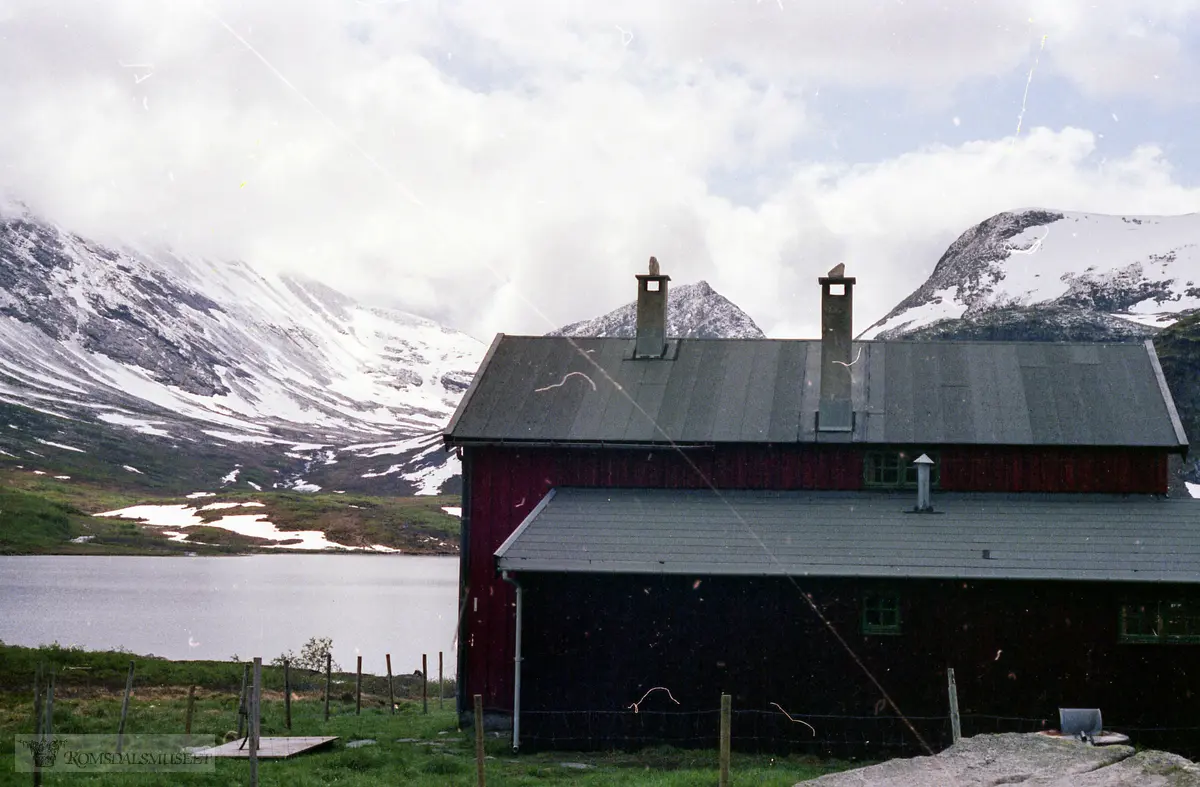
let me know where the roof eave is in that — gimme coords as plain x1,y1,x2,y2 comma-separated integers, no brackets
1144,339,1190,455
443,332,506,446
439,438,719,450
494,488,557,564
493,558,1200,584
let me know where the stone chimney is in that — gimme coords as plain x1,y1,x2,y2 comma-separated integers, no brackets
634,256,671,359
818,263,856,432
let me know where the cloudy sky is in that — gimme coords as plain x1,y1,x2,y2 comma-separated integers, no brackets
2,0,1199,341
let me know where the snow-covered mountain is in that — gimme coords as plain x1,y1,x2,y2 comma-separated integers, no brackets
862,209,1200,341
549,280,765,339
861,207,1200,494
0,207,484,494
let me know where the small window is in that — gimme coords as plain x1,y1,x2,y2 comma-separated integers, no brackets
864,450,939,489
829,283,845,296
862,591,901,635
1120,600,1200,644
646,280,661,292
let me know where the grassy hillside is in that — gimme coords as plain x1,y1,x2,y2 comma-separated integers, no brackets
0,401,293,494
0,400,459,497
0,469,461,555
0,481,209,556
0,486,79,551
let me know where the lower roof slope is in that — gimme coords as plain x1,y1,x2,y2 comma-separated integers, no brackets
444,336,1188,450
496,487,1200,583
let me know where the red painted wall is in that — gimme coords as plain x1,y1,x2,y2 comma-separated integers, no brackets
939,447,1168,494
460,444,1170,714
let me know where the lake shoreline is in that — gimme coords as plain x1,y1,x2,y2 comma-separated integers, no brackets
2,542,460,557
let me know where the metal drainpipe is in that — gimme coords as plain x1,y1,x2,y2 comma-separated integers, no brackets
501,570,523,752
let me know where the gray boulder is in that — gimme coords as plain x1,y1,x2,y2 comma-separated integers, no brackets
803,733,1200,786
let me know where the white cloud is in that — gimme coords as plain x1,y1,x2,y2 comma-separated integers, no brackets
1031,1,1200,101
0,0,1197,344
707,128,1200,339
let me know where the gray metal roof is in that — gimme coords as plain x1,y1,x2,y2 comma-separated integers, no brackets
495,487,1200,583
444,336,1188,449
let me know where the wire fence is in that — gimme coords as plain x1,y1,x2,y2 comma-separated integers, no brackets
517,708,950,756
511,707,1200,759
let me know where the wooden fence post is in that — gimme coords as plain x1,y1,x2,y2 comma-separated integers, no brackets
355,656,362,715
439,652,444,711
44,671,55,739
947,667,962,744
386,654,395,715
236,663,250,739
32,664,44,787
719,693,731,787
284,659,292,730
185,686,196,744
324,653,331,722
474,694,486,787
116,660,135,754
249,658,261,787
422,654,429,715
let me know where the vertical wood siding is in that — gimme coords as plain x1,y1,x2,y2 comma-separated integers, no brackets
461,444,1171,713
939,447,1168,494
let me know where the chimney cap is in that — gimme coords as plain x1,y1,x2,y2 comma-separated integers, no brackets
818,263,856,285
913,453,935,466
636,254,670,282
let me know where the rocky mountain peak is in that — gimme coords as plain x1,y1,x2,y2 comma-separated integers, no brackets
861,208,1200,341
548,279,765,339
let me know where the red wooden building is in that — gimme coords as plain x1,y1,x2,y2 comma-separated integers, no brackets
443,262,1196,756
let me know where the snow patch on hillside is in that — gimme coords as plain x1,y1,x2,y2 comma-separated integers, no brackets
99,413,172,437
96,502,354,550
35,438,86,453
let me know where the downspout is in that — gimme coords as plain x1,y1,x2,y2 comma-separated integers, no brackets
456,447,472,720
501,570,524,752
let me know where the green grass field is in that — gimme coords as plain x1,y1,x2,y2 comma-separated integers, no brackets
0,643,857,786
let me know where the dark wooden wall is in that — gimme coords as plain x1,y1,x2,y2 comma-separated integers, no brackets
517,574,1200,755
460,444,1173,717
939,447,1168,494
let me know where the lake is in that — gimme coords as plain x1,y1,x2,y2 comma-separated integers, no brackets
0,555,458,676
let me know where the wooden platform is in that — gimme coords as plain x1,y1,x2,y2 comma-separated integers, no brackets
198,736,338,759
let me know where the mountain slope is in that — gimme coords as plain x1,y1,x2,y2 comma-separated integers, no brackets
1154,311,1200,488
549,280,766,339
0,208,484,494
862,209,1200,341
862,207,1200,493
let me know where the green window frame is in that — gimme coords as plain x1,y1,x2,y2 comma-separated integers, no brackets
1119,600,1200,644
862,590,902,635
863,450,940,489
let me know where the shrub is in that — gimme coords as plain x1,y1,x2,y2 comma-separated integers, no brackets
272,636,341,672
